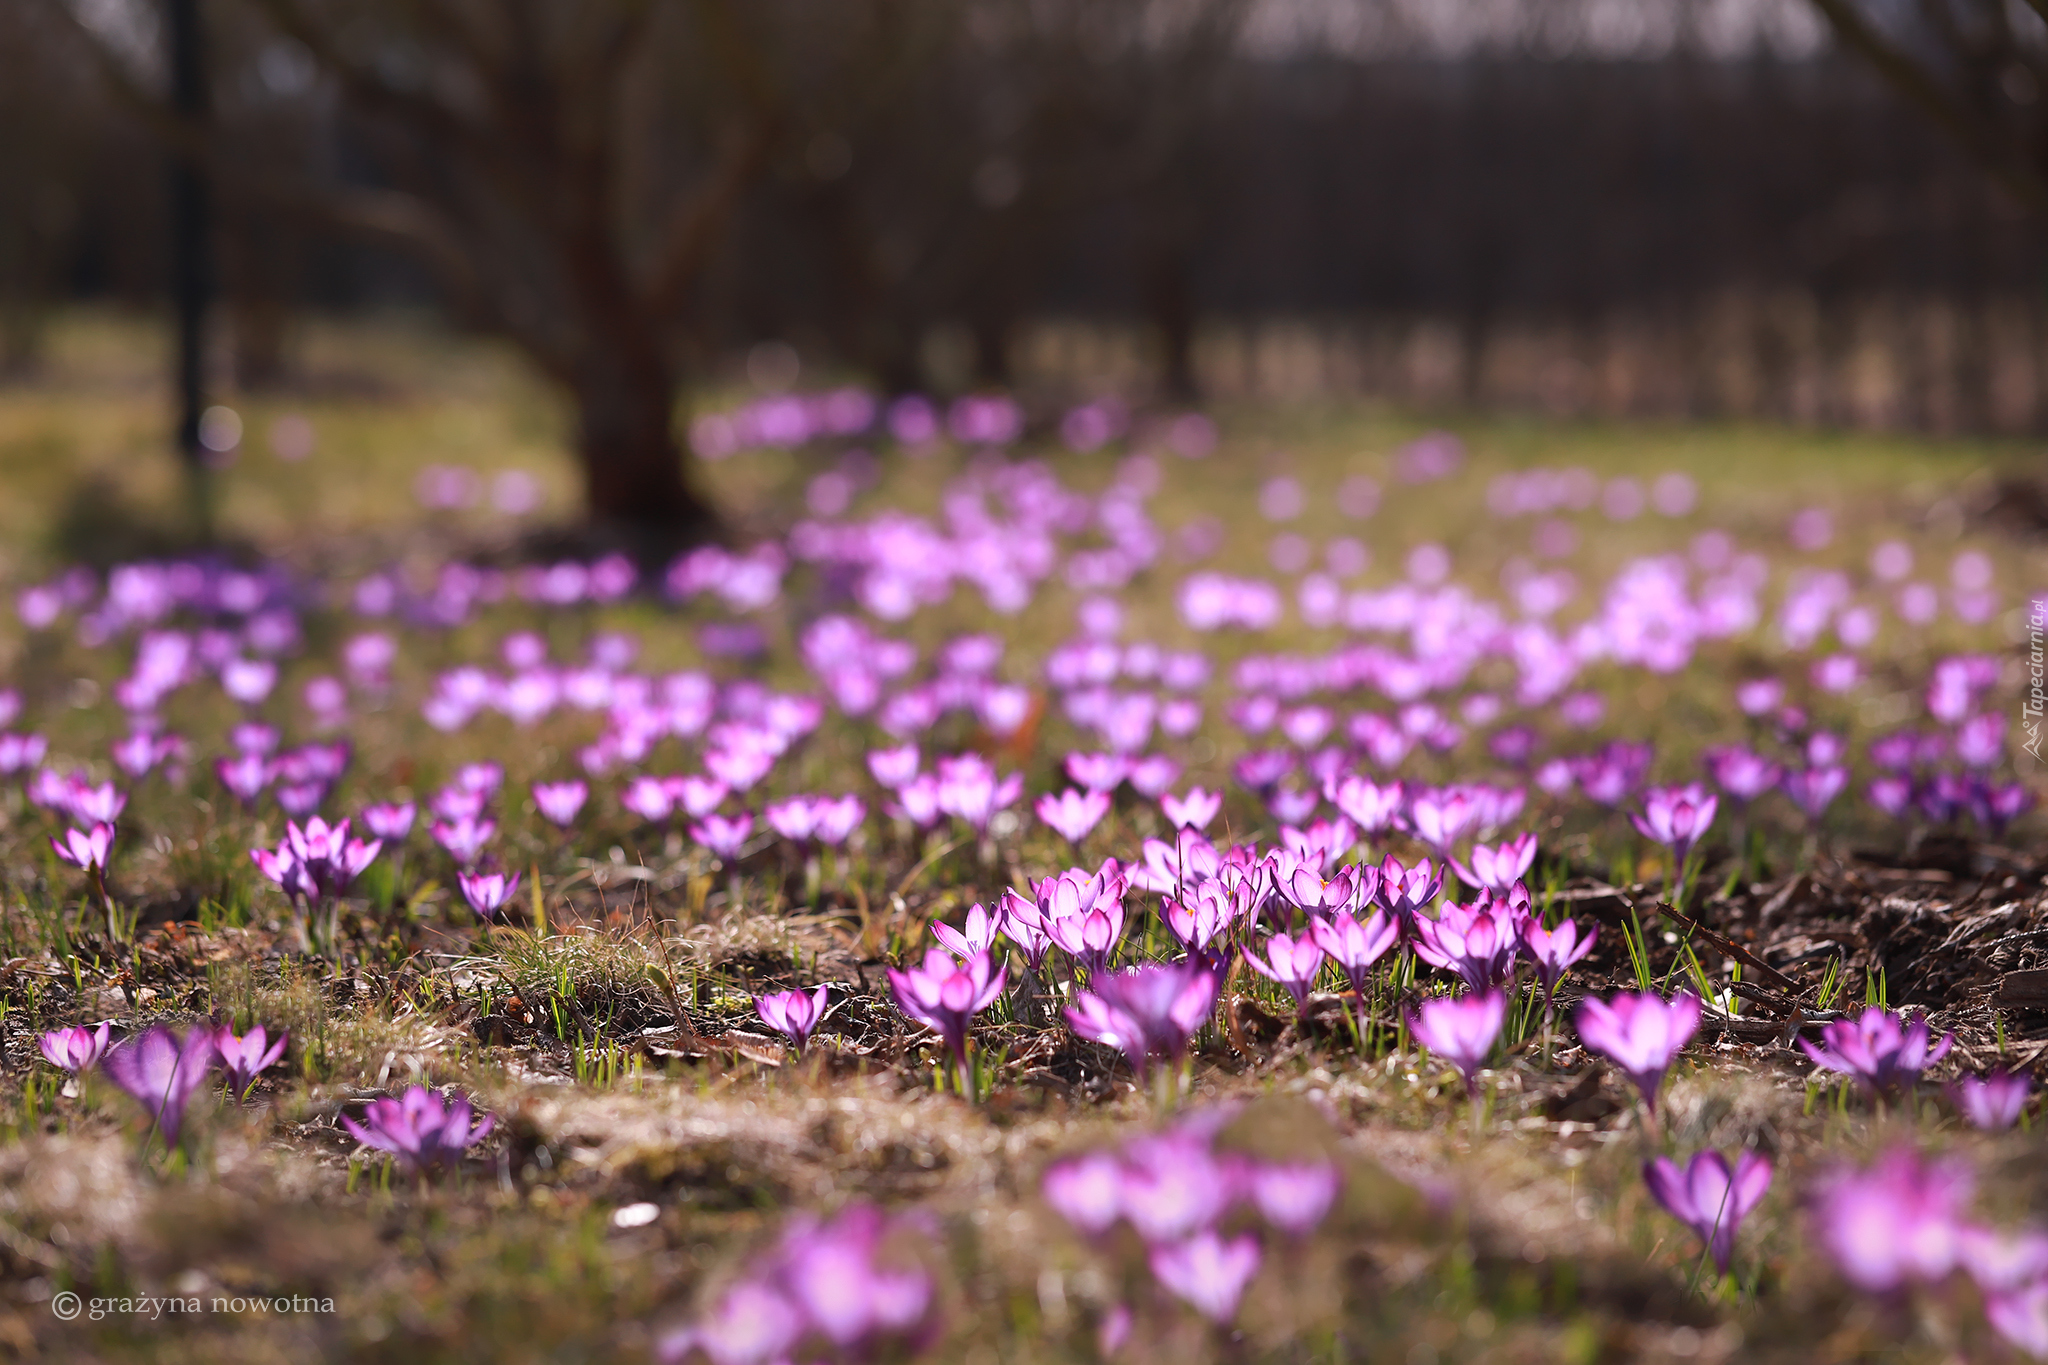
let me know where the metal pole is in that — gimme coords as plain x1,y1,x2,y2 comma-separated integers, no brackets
167,0,211,528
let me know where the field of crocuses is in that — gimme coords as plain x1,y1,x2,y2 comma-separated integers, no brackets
3,325,2047,1363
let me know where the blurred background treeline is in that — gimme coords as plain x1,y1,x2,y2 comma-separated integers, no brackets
3,0,2043,437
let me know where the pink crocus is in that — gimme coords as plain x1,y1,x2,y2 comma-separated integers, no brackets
458,868,521,921
1034,862,1129,973
215,1024,288,1099
1243,932,1326,1011
362,801,416,841
101,1025,219,1147
1149,1230,1262,1324
532,780,588,828
1408,989,1506,1096
1161,881,1243,963
1575,991,1701,1114
867,743,920,789
38,1021,112,1073
1450,833,1538,894
1329,774,1404,834
1065,960,1219,1079
51,823,114,873
1630,783,1718,870
1065,752,1130,793
1520,914,1597,1002
1951,1071,2032,1131
1310,909,1400,996
214,751,271,804
341,1086,494,1175
1408,787,1480,854
1800,1006,1953,1096
1783,764,1850,821
1811,1147,1973,1292
621,776,676,823
1036,788,1111,845
755,984,831,1054
930,903,1001,959
691,812,754,860
1161,787,1222,830
1248,1160,1341,1235
1642,1149,1773,1275
934,754,1023,833
1410,897,1520,994
888,945,1007,1094
1378,853,1443,927
284,817,381,896
432,815,495,865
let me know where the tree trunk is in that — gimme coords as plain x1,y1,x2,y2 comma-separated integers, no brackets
571,350,718,543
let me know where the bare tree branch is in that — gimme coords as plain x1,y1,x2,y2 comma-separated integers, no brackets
1809,0,2048,214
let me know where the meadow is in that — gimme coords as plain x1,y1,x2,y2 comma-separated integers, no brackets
0,311,2042,1364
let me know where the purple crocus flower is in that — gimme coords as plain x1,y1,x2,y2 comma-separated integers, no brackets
888,945,1007,1086
214,751,271,805
1161,880,1243,963
1243,931,1326,1012
1630,783,1718,870
930,902,1001,959
933,754,1023,833
1411,897,1520,993
1034,863,1129,973
1811,1147,1973,1292
1703,745,1783,805
215,1024,288,1099
251,843,316,903
1408,989,1506,1096
1149,1231,1262,1324
68,780,126,825
532,780,588,828
655,1204,935,1365
1520,914,1597,1001
101,1025,219,1146
1065,960,1219,1078
1310,909,1400,996
361,801,416,841
432,814,495,866
284,817,381,896
341,1085,494,1175
1161,787,1222,831
1450,833,1537,894
690,811,754,859
621,775,675,824
1378,853,1443,928
755,984,831,1054
1330,774,1404,834
1575,991,1700,1113
1642,1149,1773,1275
1247,1160,1341,1235
1951,1071,2032,1131
1800,1006,1953,1096
38,1021,112,1073
1408,787,1480,854
1036,788,1111,844
1783,764,1849,821
1065,751,1130,793
51,823,114,873
458,869,520,921
1043,1150,1125,1234
867,743,920,789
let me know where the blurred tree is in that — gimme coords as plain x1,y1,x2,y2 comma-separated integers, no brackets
61,0,788,541
1806,0,2048,214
